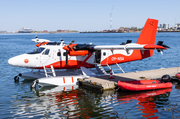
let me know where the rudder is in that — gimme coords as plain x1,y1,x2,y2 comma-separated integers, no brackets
137,18,158,44
137,18,158,58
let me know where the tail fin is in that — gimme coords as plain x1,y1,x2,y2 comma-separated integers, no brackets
137,18,158,58
137,18,158,44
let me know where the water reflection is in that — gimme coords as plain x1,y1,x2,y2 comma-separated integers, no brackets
35,86,118,118
36,85,84,118
11,83,172,119
117,89,171,119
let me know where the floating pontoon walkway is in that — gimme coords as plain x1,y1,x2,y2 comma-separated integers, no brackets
78,67,179,90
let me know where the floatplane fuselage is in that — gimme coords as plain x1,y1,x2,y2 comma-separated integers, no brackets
8,18,169,87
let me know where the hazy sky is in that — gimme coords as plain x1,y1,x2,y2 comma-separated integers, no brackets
0,0,179,32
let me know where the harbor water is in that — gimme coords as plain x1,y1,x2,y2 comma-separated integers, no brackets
1,33,180,118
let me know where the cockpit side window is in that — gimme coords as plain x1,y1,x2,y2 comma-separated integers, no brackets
27,47,45,54
37,48,45,53
42,49,50,55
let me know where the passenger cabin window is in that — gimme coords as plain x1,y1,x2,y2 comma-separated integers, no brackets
103,52,106,56
63,52,67,56
43,49,50,55
57,52,61,56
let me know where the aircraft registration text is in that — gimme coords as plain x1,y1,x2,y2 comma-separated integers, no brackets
111,57,124,61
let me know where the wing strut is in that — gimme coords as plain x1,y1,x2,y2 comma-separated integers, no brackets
77,53,93,68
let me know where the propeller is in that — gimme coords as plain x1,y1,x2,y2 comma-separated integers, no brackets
35,36,39,42
157,41,170,52
64,40,75,65
120,40,132,45
69,40,75,45
65,51,68,65
126,40,132,44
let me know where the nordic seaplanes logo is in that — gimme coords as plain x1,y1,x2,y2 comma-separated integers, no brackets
24,59,29,63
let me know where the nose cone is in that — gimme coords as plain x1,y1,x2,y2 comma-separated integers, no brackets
8,54,31,67
8,56,23,67
8,57,15,66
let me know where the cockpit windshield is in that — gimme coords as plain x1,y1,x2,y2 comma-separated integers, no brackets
27,47,45,54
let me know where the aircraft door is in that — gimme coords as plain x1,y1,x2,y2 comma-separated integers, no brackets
40,49,51,64
95,50,101,63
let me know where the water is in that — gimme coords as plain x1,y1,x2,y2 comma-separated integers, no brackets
1,33,180,118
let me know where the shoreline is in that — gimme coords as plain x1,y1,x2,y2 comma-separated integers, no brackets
0,31,180,34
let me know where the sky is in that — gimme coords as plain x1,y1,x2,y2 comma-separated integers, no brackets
0,0,180,32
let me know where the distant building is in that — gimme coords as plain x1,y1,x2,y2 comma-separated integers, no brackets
0,31,7,33
174,23,180,30
57,30,65,33
43,30,48,33
159,23,169,29
18,27,33,33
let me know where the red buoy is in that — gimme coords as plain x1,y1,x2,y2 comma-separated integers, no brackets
175,73,180,79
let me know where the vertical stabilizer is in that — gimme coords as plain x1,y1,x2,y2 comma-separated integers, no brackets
137,18,158,44
137,18,158,58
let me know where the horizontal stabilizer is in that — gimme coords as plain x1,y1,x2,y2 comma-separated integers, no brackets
143,44,167,50
31,39,50,43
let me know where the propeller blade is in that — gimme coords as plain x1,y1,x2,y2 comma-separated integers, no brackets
69,40,75,45
161,44,170,48
126,40,132,44
157,41,163,45
66,51,68,65
65,40,75,49
157,41,170,52
157,41,170,48
120,40,132,45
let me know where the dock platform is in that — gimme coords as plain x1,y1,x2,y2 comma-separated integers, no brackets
78,67,179,90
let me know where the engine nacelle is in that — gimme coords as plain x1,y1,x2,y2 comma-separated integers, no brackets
69,50,90,56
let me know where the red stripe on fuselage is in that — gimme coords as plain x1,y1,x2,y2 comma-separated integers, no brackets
32,60,95,69
100,50,151,66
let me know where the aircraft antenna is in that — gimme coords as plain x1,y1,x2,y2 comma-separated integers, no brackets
110,6,114,31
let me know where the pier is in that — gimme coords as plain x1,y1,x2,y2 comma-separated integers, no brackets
78,67,180,90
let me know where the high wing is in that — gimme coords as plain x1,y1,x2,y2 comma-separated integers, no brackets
62,41,168,59
31,36,50,43
92,43,167,50
63,42,168,53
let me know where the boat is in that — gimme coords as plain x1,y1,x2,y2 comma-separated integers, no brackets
18,27,33,33
117,80,172,91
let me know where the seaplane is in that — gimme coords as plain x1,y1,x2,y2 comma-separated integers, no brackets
8,18,169,88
